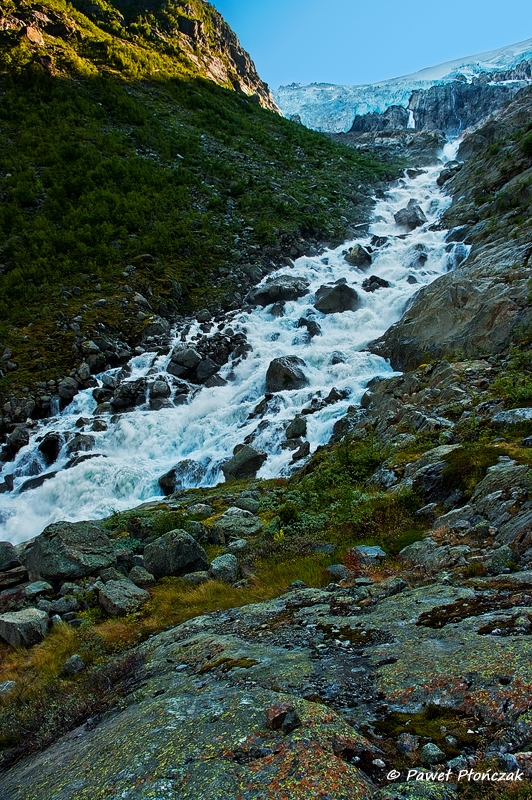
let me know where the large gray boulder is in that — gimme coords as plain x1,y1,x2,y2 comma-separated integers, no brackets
144,530,209,579
394,202,427,230
211,507,263,543
344,244,372,268
98,580,150,616
0,608,49,647
22,522,116,581
210,554,239,583
247,276,310,306
314,284,360,314
222,446,267,480
266,356,308,392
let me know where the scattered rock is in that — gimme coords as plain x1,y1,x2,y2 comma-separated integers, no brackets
286,415,307,439
420,742,446,766
247,276,310,306
362,275,391,293
210,554,239,583
144,530,209,579
0,608,49,647
211,507,263,542
63,654,86,676
128,566,156,588
394,202,427,230
98,579,150,616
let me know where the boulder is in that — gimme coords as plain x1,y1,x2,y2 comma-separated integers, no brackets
150,380,171,399
0,542,21,572
361,275,391,293
63,654,86,675
128,566,156,588
38,432,63,465
265,356,308,392
211,508,263,542
143,530,209,579
158,460,206,495
286,416,307,439
210,554,239,583
196,357,219,383
65,434,95,456
98,579,150,616
170,347,202,370
437,160,463,186
111,379,147,410
314,284,360,314
247,276,310,306
394,202,427,230
344,244,372,268
22,521,116,581
58,377,79,402
297,317,322,337
222,446,267,480
7,427,29,453
0,608,49,647
350,545,387,564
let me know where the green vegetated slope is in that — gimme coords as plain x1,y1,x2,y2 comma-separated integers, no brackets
0,0,397,411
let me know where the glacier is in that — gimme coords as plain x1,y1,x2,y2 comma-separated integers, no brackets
274,37,532,132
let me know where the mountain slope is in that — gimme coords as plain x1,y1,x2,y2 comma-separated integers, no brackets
275,37,532,132
0,0,398,434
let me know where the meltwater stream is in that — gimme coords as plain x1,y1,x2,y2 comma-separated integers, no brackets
0,143,468,544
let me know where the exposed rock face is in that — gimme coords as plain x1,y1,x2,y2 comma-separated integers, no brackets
265,356,309,392
143,530,209,579
247,276,310,306
3,576,532,798
22,522,116,581
221,446,267,480
349,104,410,133
314,284,360,314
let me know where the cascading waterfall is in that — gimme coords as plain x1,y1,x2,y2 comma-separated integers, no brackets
0,143,468,545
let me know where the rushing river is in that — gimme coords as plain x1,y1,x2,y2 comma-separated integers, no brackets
0,142,467,544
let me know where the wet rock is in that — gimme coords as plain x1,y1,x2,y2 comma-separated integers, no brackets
291,441,311,461
150,379,171,399
266,356,308,392
211,508,263,542
314,284,360,314
63,654,86,675
158,460,206,495
210,554,239,583
362,275,391,293
394,202,427,230
7,427,29,454
144,530,209,579
437,160,463,187
270,301,285,317
19,472,58,493
345,244,372,268
196,357,219,383
247,276,310,306
0,608,49,647
297,317,322,337
65,434,95,456
222,446,267,480
111,379,147,410
22,521,116,581
98,579,150,616
38,432,63,465
286,415,307,439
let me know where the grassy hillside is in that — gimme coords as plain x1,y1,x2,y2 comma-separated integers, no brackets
0,0,398,422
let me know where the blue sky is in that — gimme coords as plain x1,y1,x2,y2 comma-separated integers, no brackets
212,1,532,89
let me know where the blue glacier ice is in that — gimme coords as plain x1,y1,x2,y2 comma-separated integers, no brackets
274,37,532,132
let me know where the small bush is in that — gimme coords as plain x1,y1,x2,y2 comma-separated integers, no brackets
521,131,532,158
441,445,501,496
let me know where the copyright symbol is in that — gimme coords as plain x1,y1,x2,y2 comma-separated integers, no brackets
387,770,401,781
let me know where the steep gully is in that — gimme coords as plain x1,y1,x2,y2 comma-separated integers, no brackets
0,143,467,544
